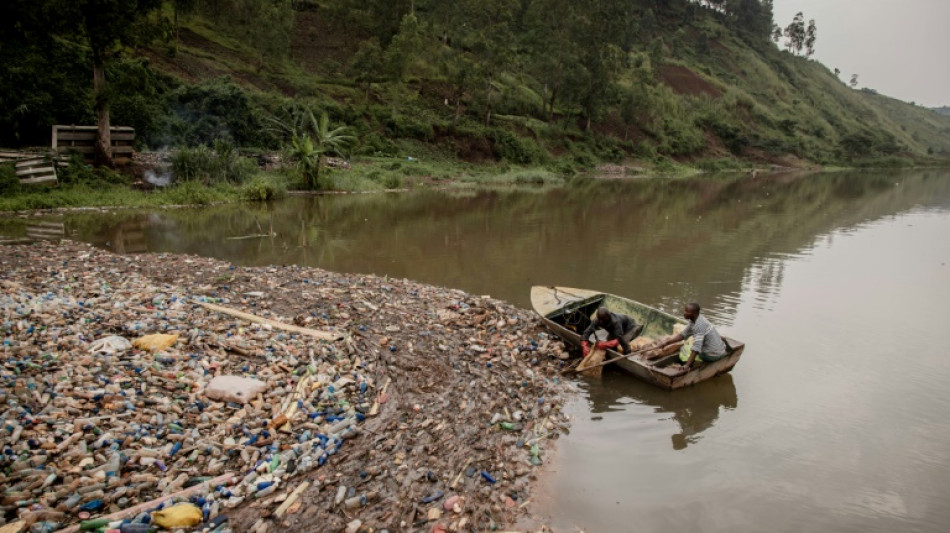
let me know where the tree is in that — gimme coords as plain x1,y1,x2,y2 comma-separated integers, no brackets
246,0,294,71
771,24,783,44
524,0,580,122
730,0,775,43
348,39,385,102
565,44,624,131
384,13,424,82
850,74,859,89
438,46,477,128
805,19,817,57
171,0,199,44
443,0,518,125
58,0,163,167
783,12,805,54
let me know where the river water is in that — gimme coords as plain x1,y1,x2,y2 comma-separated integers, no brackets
10,169,950,532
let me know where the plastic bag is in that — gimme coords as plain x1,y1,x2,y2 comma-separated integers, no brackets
132,333,179,352
89,335,132,355
151,503,202,529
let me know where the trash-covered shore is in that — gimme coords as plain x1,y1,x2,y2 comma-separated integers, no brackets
0,241,575,533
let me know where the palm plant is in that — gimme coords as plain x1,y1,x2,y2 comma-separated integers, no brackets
269,103,356,190
288,134,319,189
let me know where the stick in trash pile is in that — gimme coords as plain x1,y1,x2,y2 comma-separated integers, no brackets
56,473,235,533
198,302,343,341
274,481,310,518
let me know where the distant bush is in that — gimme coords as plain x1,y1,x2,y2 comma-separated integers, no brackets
240,175,287,201
163,181,224,205
548,158,580,177
698,114,747,154
155,77,272,148
0,163,20,195
506,169,561,185
359,132,399,156
696,158,745,171
383,173,403,189
384,114,434,141
851,156,914,168
171,140,258,185
487,128,548,165
57,156,132,187
109,57,178,150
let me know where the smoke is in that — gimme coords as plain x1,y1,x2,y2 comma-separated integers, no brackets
144,168,173,187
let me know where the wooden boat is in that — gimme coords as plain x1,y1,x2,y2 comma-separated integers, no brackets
531,286,745,390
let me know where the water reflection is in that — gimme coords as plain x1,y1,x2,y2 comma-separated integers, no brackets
51,169,950,316
587,370,737,450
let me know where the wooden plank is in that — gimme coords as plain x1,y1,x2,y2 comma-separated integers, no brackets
20,175,58,185
0,151,26,162
198,302,343,341
52,125,133,133
15,166,57,177
15,161,52,170
57,145,134,154
14,156,49,164
55,132,136,142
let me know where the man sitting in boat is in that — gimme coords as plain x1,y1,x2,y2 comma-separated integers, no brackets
580,307,641,357
653,302,727,371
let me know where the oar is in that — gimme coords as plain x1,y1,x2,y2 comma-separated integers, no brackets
562,345,656,374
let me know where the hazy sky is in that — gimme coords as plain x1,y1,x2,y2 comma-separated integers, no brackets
773,0,949,108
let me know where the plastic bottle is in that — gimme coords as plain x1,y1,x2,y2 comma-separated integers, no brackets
79,518,110,531
119,524,151,533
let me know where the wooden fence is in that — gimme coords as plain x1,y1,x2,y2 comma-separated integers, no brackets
0,151,63,186
52,125,134,164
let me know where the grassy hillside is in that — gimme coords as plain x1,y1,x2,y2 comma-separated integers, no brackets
3,0,950,174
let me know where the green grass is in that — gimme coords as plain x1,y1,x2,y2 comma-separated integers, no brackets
0,182,243,212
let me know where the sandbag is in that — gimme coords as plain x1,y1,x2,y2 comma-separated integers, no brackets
576,348,607,378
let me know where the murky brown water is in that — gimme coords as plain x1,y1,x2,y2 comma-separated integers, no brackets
6,169,950,532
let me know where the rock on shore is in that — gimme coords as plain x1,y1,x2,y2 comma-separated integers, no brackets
0,241,574,532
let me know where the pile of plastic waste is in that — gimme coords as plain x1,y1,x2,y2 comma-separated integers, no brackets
0,242,573,532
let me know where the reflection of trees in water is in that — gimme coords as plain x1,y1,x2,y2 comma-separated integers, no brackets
586,371,738,451
63,170,950,312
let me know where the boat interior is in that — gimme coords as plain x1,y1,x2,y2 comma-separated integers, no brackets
542,292,690,369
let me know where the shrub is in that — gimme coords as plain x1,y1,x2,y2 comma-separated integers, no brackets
171,140,258,185
359,132,398,156
163,181,222,205
0,163,20,195
383,174,403,189
155,77,271,148
488,129,548,165
240,175,287,202
506,169,560,185
57,156,132,187
385,114,434,141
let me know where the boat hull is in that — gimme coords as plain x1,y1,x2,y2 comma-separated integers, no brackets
531,286,744,390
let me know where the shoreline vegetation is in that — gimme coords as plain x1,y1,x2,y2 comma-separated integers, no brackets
2,154,943,215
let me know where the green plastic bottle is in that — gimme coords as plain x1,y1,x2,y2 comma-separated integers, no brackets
79,517,110,531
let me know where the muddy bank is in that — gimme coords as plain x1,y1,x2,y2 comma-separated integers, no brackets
0,242,575,532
